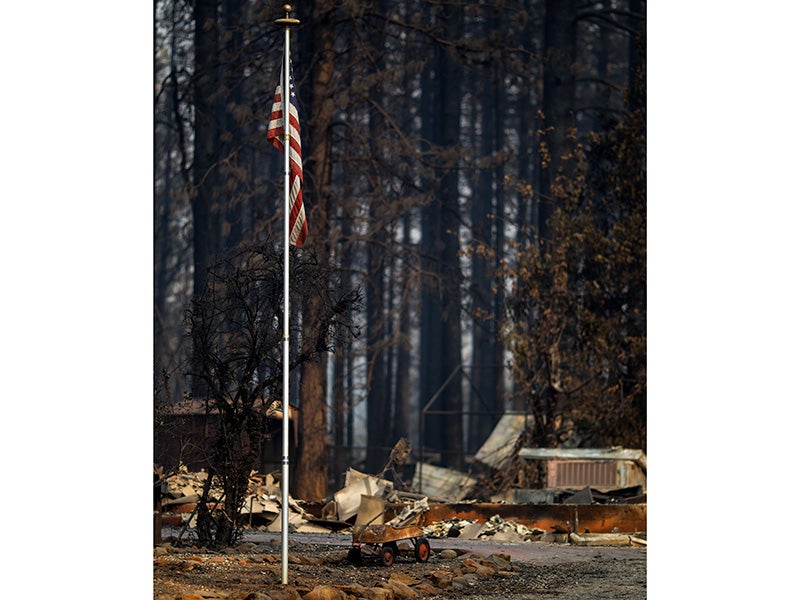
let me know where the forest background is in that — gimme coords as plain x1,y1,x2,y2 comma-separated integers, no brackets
5,1,800,597
153,0,647,506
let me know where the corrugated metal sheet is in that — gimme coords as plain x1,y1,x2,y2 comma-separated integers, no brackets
413,463,478,502
548,460,618,488
519,448,647,472
473,413,529,469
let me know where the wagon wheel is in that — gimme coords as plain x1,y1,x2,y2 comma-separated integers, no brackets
414,537,431,563
380,542,398,567
347,546,362,564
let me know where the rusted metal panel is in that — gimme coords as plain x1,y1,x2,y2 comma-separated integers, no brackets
421,502,646,534
572,504,647,534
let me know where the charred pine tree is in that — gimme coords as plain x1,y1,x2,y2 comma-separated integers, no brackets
191,0,221,299
294,0,338,501
537,0,578,242
363,4,392,474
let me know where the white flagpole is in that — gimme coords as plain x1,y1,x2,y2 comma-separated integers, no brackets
274,3,299,586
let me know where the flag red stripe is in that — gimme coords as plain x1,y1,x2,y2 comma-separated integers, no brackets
266,59,307,248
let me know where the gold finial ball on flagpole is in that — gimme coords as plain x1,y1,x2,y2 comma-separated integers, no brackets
275,4,299,27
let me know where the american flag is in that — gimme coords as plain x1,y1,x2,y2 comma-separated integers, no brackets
267,59,308,248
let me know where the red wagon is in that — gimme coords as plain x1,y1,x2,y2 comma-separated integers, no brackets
347,495,431,567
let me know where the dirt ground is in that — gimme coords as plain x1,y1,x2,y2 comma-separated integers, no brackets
154,530,646,599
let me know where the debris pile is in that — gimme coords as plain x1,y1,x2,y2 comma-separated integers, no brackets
387,497,430,528
160,464,217,504
158,462,428,534
413,417,647,505
423,514,544,542
490,484,646,505
158,465,322,531
156,437,647,543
